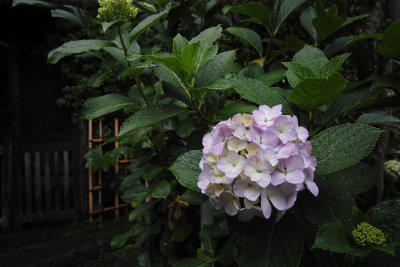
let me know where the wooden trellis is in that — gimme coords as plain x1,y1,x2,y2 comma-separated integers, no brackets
88,118,134,221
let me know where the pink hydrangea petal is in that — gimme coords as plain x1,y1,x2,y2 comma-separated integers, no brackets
286,169,305,184
244,185,261,201
271,171,285,186
260,190,272,219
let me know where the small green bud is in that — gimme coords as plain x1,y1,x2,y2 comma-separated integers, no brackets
384,160,400,177
352,222,386,247
97,0,139,21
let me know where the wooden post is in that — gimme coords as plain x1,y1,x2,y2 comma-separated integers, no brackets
75,118,88,220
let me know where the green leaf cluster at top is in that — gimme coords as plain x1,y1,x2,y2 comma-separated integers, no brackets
283,46,350,112
146,26,235,96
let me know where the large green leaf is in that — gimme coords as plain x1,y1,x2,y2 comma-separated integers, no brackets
311,124,382,175
169,150,202,192
234,76,292,114
180,189,208,205
312,222,368,256
288,73,348,112
151,180,171,199
259,69,287,87
226,27,263,57
154,64,190,95
129,9,169,42
234,214,303,267
129,200,158,221
50,9,84,27
379,20,400,61
327,162,378,195
82,93,134,120
12,0,65,8
180,42,200,80
190,25,222,45
291,45,328,73
317,53,351,78
300,179,354,226
195,50,235,88
300,6,316,40
224,2,270,29
119,105,187,136
48,39,111,64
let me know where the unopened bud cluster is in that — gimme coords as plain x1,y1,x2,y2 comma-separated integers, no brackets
384,159,400,177
197,105,318,220
97,0,138,21
352,222,386,247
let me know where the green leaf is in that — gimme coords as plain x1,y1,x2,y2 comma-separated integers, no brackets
258,69,286,87
368,198,400,242
119,62,156,80
379,20,400,61
111,229,135,249
312,222,368,256
12,0,65,8
82,93,134,120
171,223,193,242
288,73,348,112
282,62,315,88
327,162,378,195
173,258,206,267
371,74,400,90
204,74,235,91
151,180,171,199
317,53,351,77
121,184,148,204
173,33,189,57
234,76,292,114
275,0,306,32
119,105,187,136
291,45,328,73
300,6,316,40
224,2,271,29
216,101,257,120
226,27,263,57
356,112,400,127
129,9,169,42
180,42,200,79
234,214,303,267
50,9,84,27
170,150,202,192
190,26,222,45
311,124,382,175
300,179,354,226
195,51,235,88
154,64,189,95
312,16,345,42
343,14,370,26
129,200,158,221
180,189,208,205
48,39,111,64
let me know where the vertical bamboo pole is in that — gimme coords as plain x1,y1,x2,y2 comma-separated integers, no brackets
98,120,103,220
88,120,93,221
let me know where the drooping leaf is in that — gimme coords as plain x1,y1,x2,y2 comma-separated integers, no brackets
119,62,156,80
379,20,400,61
368,198,400,242
129,9,169,42
226,27,263,57
48,39,111,64
170,150,202,192
50,9,85,27
311,124,382,175
288,73,348,112
119,105,187,136
12,0,65,9
300,6,316,40
312,222,368,256
190,25,222,45
173,258,206,267
82,93,134,120
195,50,235,88
121,184,148,204
234,76,292,114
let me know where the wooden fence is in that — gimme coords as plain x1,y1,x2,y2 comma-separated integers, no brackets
0,139,78,232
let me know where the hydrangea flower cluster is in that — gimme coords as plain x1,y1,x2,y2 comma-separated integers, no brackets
384,159,400,177
352,222,386,247
197,105,318,220
97,0,138,21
